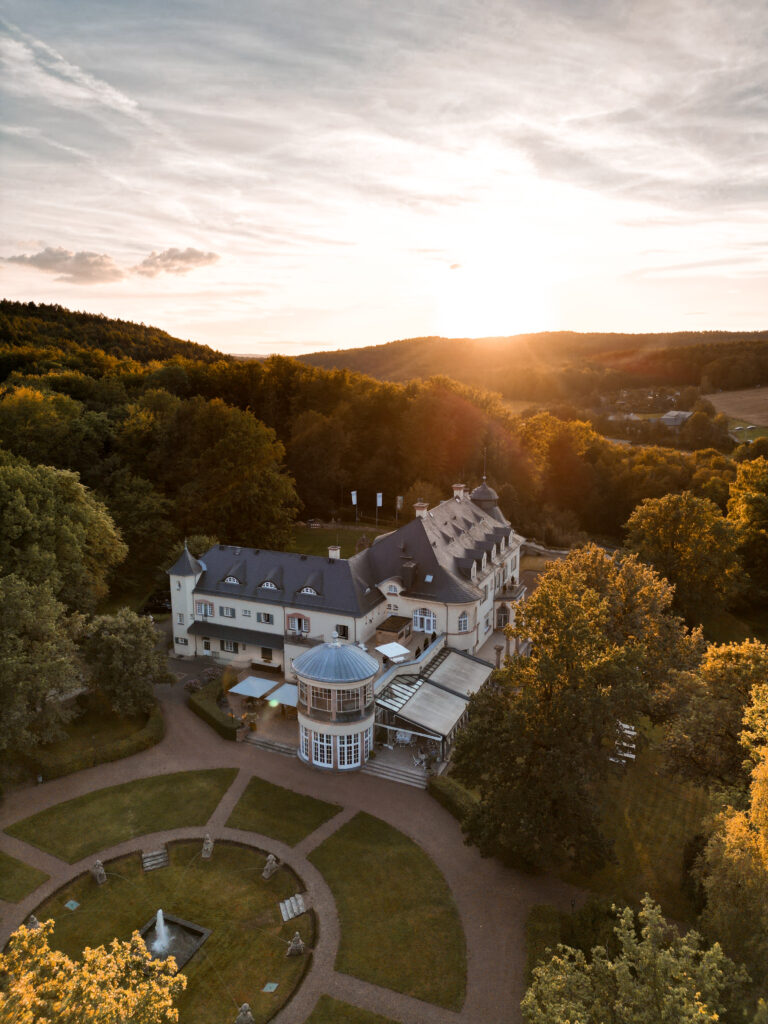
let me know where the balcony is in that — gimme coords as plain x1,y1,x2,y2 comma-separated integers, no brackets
284,631,324,648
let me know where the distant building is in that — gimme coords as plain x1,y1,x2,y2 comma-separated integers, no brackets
660,410,693,430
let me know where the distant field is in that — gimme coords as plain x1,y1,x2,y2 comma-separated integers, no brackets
710,386,768,426
289,524,388,558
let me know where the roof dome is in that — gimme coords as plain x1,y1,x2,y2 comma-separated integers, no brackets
470,477,499,505
292,638,379,683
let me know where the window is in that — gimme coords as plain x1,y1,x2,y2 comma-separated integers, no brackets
300,586,317,595
336,624,349,639
221,639,238,653
337,688,360,713
387,584,398,594
413,608,436,633
288,614,309,633
300,724,310,759
298,680,307,704
484,614,491,633
363,726,372,760
224,575,240,584
312,732,333,766
176,581,181,590
242,608,251,617
261,647,272,662
220,606,235,618
338,733,360,768
364,681,373,705
203,639,211,651
195,600,214,617
458,611,469,632
256,612,274,624
310,687,332,712
482,585,488,601
482,554,487,570
177,612,184,625
175,636,188,645
260,581,277,590
424,574,433,583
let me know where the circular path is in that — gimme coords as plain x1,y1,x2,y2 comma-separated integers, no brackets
0,663,581,1024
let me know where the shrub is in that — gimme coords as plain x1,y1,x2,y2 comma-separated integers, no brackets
30,704,165,780
188,678,239,740
427,774,477,825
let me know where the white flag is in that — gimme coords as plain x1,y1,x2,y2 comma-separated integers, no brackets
351,490,357,505
376,492,383,507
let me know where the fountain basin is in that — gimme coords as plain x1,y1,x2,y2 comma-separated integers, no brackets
139,913,211,969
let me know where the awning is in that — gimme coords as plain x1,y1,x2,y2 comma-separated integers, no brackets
396,683,469,738
427,651,492,699
376,641,411,658
265,682,298,708
187,622,284,649
229,677,282,699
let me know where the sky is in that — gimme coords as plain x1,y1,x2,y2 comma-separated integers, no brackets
1,0,767,356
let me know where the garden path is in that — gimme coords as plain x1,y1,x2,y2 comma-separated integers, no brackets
0,661,582,1024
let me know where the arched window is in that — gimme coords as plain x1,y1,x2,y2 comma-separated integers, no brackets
260,581,277,590
413,607,436,633
458,611,469,632
300,586,317,595
225,575,240,584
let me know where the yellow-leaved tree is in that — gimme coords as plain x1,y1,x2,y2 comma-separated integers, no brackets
0,920,186,1024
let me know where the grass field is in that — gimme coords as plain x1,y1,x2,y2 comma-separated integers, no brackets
38,698,150,761
289,524,388,558
567,741,713,922
0,849,49,902
226,776,341,846
5,769,237,863
305,996,401,1023
31,841,314,1024
309,812,466,1010
710,386,768,427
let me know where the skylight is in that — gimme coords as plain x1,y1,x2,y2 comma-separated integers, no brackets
425,574,433,582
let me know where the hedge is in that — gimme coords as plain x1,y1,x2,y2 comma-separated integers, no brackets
31,704,165,781
427,774,478,825
188,678,239,740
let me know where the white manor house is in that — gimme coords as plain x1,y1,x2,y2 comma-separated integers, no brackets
168,480,527,772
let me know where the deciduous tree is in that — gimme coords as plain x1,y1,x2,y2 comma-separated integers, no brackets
728,456,768,600
0,920,186,1024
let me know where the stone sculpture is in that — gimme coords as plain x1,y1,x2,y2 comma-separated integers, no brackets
202,833,214,859
91,859,107,885
234,1003,255,1024
286,931,305,956
262,853,279,879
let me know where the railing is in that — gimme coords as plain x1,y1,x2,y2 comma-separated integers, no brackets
284,632,324,647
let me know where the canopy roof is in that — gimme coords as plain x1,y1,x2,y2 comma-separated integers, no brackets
375,641,411,658
229,676,281,698
267,682,298,707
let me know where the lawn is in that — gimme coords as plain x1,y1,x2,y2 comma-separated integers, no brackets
0,850,49,902
31,841,314,1024
5,769,237,863
288,525,387,559
305,996,401,1023
567,743,714,921
308,812,466,1009
226,776,341,846
38,697,149,760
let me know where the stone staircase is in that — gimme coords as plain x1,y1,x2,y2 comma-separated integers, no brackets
142,847,169,872
244,734,297,758
279,892,308,922
360,760,428,789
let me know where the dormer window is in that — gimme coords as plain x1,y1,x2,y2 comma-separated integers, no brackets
491,545,497,560
387,584,398,594
300,586,317,596
260,581,277,590
471,562,477,580
224,576,240,585
482,554,487,570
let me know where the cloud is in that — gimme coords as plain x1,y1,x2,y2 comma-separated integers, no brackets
5,245,219,284
5,246,125,283
133,247,219,277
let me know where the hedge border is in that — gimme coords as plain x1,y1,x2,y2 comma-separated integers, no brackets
426,774,477,825
188,678,239,740
30,703,165,781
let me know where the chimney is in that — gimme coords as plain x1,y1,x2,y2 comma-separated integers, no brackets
328,545,341,560
452,483,466,499
414,501,429,519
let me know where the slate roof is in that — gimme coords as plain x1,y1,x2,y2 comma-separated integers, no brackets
167,546,203,577
348,492,522,605
185,545,381,617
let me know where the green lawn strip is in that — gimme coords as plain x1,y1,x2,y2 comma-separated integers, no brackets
5,769,238,863
305,995,401,1023
32,841,314,1024
567,745,713,921
226,776,341,846
309,812,466,1010
289,526,387,559
0,849,49,902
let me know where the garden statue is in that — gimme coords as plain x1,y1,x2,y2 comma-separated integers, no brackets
262,853,279,879
27,914,40,929
234,1003,255,1024
286,931,305,956
202,834,214,859
91,859,107,885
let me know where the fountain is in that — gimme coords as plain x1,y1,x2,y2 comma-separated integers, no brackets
152,909,170,953
139,910,211,969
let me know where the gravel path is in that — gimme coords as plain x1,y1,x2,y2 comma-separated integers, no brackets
0,659,581,1023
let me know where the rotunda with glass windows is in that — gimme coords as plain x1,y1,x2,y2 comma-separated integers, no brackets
293,634,378,771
